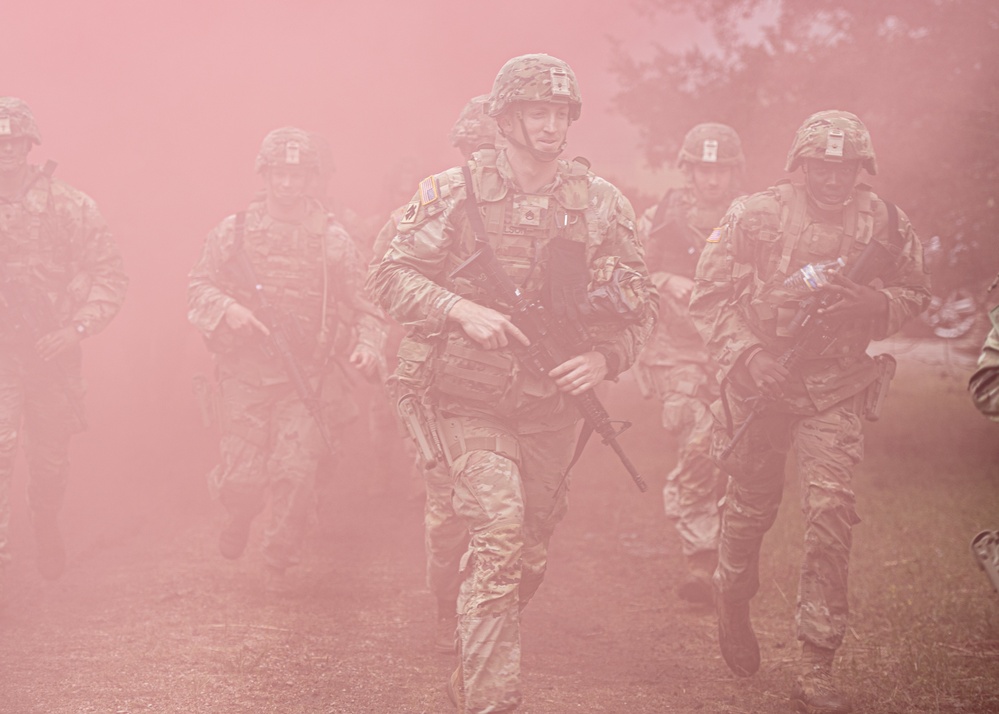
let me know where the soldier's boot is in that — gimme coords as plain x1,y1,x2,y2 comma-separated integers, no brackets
218,509,255,560
434,598,458,654
446,665,464,711
791,642,852,713
33,510,66,580
677,549,717,605
716,593,759,677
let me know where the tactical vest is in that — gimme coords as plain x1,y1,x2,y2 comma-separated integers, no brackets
749,180,877,346
447,150,591,303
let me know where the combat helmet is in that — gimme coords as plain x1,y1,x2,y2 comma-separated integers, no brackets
255,127,324,174
785,110,877,175
487,54,581,121
0,97,41,145
676,123,744,169
448,95,499,157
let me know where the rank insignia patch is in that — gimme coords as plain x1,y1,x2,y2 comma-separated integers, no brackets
707,226,723,243
399,201,420,225
419,176,440,206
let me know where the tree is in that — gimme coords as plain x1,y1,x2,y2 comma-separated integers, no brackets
613,0,999,288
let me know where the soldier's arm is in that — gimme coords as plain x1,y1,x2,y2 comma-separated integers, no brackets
868,203,932,340
969,312,999,420
187,218,239,337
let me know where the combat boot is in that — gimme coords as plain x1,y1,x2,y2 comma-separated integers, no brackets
218,509,254,560
716,594,759,676
446,665,464,711
33,510,66,580
677,549,717,605
791,642,851,713
434,598,458,654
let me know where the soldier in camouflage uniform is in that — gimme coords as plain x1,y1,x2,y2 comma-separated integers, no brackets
370,95,502,655
188,127,385,588
633,123,745,604
689,110,929,713
368,55,656,713
0,98,127,600
969,281,999,419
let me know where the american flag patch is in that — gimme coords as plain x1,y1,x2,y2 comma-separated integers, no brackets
419,176,439,206
707,226,723,243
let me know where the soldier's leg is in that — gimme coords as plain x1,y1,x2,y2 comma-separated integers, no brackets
445,415,524,713
424,458,468,653
790,402,862,713
261,387,326,574
518,424,575,610
0,353,25,570
22,357,82,580
210,375,272,560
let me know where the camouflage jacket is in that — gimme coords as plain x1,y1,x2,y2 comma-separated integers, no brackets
188,196,386,382
690,181,930,413
0,164,127,344
969,298,999,421
637,187,734,370
367,148,657,423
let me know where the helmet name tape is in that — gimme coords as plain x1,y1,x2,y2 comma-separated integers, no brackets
285,141,301,165
0,117,9,136
825,129,845,160
550,67,571,99
701,139,719,163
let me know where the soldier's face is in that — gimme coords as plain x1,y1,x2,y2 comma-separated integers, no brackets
504,102,570,154
265,166,312,206
0,137,31,175
803,159,860,205
691,164,735,205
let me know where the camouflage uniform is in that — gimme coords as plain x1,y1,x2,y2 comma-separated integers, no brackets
633,123,744,600
969,286,999,419
368,54,656,713
188,128,384,574
690,111,929,707
0,98,128,579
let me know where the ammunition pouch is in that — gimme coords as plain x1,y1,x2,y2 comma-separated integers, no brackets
192,373,219,428
397,392,445,469
432,331,515,405
862,353,896,421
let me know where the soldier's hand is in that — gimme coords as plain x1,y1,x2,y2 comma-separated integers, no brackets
224,302,270,336
819,272,888,319
35,326,81,361
550,351,608,396
746,349,790,398
349,345,381,381
448,298,530,350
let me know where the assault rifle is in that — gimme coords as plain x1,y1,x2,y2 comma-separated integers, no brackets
449,242,648,492
229,249,337,455
720,237,900,460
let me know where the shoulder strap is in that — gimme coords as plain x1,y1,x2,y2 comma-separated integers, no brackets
460,164,489,246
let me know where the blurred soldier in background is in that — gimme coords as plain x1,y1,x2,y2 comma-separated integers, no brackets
690,110,929,713
969,278,999,420
370,94,502,656
632,122,745,605
0,98,127,601
188,127,385,590
368,54,656,712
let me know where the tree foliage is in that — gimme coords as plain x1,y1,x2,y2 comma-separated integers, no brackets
613,0,999,277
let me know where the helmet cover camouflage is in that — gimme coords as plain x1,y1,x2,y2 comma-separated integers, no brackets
487,54,581,121
785,110,877,175
448,95,499,154
676,123,744,168
255,127,324,174
0,97,41,145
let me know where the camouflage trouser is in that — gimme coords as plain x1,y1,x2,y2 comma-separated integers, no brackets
209,374,328,572
423,458,468,604
711,396,863,651
0,348,84,567
440,412,575,714
638,362,723,556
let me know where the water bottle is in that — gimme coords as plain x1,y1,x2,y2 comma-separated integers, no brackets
783,257,846,291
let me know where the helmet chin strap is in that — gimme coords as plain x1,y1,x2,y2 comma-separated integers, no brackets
504,112,565,163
